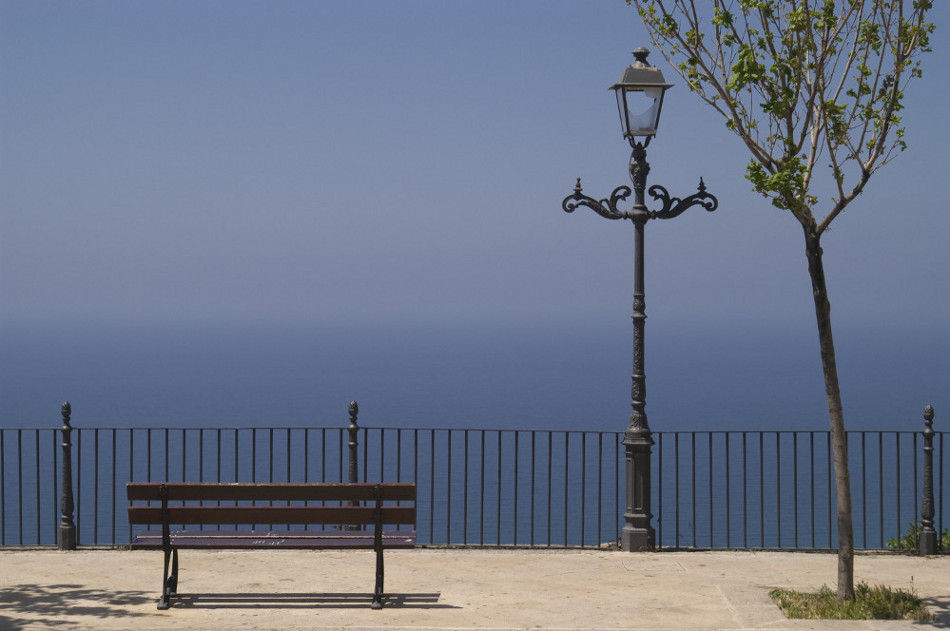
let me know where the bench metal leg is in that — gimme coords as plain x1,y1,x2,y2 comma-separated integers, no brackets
372,545,384,609
169,548,179,595
158,548,178,610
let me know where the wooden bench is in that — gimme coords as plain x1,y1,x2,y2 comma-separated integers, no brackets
127,482,416,610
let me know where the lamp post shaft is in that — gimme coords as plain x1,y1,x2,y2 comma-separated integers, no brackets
622,143,655,551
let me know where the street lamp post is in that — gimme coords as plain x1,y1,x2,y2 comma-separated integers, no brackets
562,48,718,551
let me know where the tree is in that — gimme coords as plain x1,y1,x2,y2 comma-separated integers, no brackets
629,0,933,600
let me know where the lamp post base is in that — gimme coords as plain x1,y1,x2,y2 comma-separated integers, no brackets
621,433,655,552
59,525,76,551
621,524,655,552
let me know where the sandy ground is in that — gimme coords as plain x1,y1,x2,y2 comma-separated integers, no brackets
0,548,947,630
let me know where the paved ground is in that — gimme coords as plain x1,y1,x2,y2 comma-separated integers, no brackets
0,548,947,630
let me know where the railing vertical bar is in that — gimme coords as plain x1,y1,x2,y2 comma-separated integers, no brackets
365,428,371,483
660,432,664,549
826,432,833,549
199,429,204,483
759,432,765,548
430,430,435,542
320,428,326,483
94,428,99,545
76,429,82,546
129,429,135,488
810,432,816,549
579,432,585,547
776,432,781,548
54,429,60,546
691,432,696,548
215,429,222,530
531,431,537,547
145,429,151,483
939,432,945,543
563,432,569,547
615,432,621,546
597,432,602,549
708,433,713,548
547,432,552,547
397,429,404,483
939,433,945,545
251,428,257,483
379,429,385,483
674,432,680,549
32,430,40,544
463,430,469,545
410,430,418,530
860,432,867,548
1,430,6,545
181,428,187,482
17,431,22,545
447,430,452,544
742,432,747,549
514,431,520,545
498,431,503,546
285,429,292,529
894,432,901,538
913,432,919,543
657,432,663,548
111,428,117,545
793,432,798,549
234,429,240,485
338,428,345,484
268,428,274,483
723,432,732,548
480,430,485,546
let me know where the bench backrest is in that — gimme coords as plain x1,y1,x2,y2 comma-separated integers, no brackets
127,482,416,528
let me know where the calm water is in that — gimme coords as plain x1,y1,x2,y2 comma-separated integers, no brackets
0,319,946,548
0,319,945,432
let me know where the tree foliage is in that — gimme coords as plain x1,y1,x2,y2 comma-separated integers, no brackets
631,0,933,231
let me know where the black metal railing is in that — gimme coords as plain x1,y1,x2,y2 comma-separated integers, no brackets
0,406,945,551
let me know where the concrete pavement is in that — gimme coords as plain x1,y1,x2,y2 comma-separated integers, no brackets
0,548,947,630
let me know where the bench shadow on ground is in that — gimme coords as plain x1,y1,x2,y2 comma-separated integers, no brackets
170,591,454,609
0,583,153,629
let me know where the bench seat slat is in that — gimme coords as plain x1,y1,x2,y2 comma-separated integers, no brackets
129,505,416,526
130,529,417,550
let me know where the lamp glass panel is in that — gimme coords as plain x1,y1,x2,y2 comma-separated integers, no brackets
623,87,662,135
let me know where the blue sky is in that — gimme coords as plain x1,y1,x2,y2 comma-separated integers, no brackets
1,0,947,333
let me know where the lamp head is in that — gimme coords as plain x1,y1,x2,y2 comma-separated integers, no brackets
610,48,672,147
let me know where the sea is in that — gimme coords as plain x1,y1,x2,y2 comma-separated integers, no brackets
0,318,946,549
0,318,945,432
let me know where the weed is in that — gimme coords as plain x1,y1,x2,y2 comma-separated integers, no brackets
885,522,950,551
769,582,932,621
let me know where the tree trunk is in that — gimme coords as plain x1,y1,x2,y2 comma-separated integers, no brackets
803,224,855,601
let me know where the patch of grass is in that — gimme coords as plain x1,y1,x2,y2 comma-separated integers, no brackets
769,582,932,621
